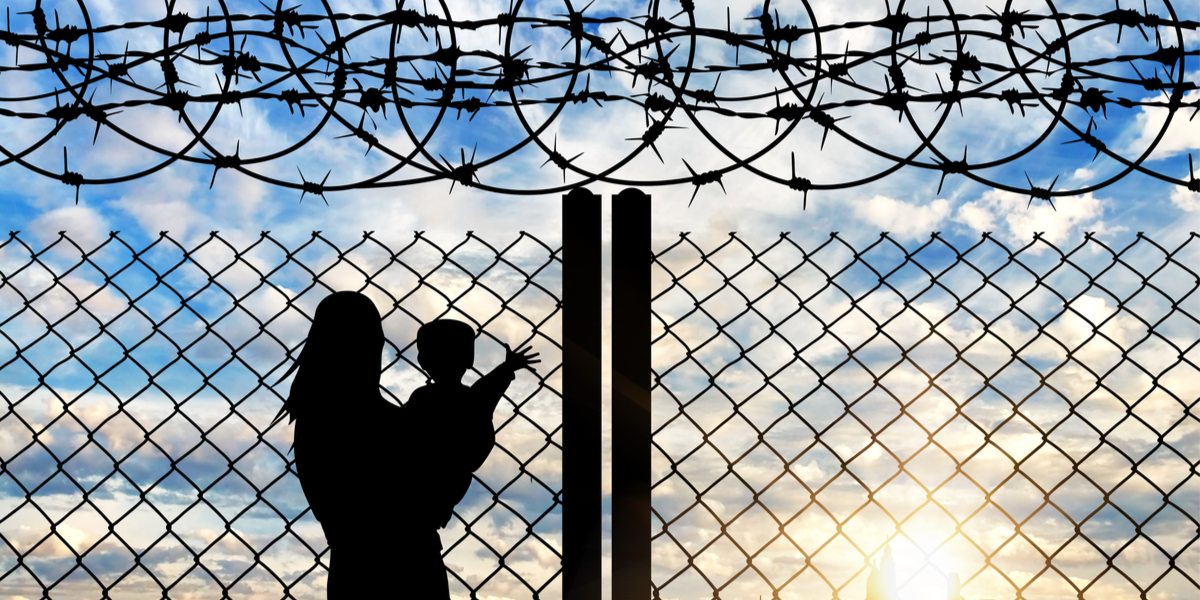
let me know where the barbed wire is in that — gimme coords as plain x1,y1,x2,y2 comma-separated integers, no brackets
0,229,563,599
0,0,1197,202
650,230,1199,600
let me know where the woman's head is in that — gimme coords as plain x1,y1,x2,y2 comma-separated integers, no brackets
305,291,385,368
275,291,385,425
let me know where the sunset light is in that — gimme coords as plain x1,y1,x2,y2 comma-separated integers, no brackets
0,0,1196,598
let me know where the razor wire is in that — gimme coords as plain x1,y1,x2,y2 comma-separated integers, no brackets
0,230,563,599
650,231,1199,600
0,0,1197,202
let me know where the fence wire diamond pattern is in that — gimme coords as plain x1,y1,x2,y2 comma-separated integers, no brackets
650,232,1199,600
0,230,563,600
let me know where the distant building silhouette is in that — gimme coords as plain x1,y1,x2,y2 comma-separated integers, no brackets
865,546,897,600
948,572,963,600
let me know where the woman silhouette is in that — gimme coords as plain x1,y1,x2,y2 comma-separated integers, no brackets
271,291,400,598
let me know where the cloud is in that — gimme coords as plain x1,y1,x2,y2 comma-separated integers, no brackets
107,170,202,242
953,189,1125,249
853,195,951,241
1171,184,1200,212
1121,90,1200,159
27,205,110,251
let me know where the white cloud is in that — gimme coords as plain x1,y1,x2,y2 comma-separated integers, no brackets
852,195,951,241
953,189,1125,249
956,198,996,233
1171,183,1200,212
27,204,111,251
1121,90,1200,159
107,170,202,242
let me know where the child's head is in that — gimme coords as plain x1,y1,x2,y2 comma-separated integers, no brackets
417,319,475,383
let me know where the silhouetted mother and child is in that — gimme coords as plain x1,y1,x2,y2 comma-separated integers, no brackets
272,291,539,598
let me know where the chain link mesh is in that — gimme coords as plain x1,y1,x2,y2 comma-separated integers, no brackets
650,231,1199,600
0,229,563,600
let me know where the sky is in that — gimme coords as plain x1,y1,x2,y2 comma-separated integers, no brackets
0,0,1198,599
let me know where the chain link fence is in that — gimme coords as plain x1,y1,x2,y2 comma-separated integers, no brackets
650,232,1199,600
0,230,563,600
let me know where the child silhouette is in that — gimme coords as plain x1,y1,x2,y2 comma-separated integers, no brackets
396,318,539,598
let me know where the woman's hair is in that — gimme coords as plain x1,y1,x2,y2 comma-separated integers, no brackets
272,291,385,427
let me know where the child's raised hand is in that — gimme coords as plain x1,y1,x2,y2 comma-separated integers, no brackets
503,342,541,374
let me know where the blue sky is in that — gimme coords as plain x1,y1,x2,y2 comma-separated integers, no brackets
0,0,1198,599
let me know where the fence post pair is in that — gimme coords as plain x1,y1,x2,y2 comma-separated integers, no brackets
563,188,651,600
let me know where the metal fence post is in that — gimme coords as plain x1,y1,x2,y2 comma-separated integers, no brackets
563,188,602,600
612,188,651,600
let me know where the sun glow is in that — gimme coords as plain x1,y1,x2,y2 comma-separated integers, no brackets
897,569,954,600
866,541,967,600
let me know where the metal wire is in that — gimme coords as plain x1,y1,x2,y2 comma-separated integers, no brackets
0,0,1197,201
0,230,563,599
650,231,1199,600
